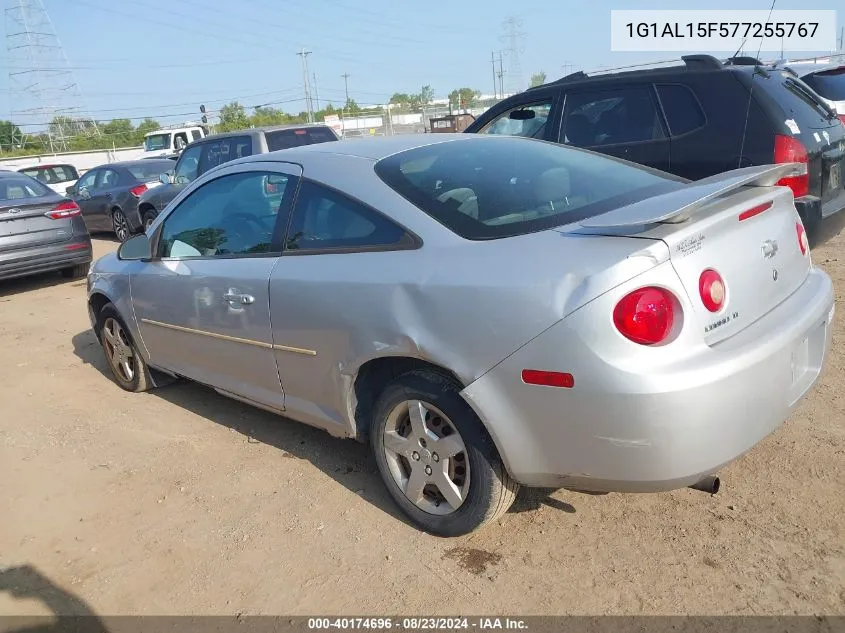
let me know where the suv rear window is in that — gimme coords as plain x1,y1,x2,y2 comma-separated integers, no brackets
801,68,845,101
266,128,337,151
21,165,78,183
374,137,683,240
756,70,837,127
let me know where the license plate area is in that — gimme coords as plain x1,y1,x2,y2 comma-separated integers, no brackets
788,320,828,405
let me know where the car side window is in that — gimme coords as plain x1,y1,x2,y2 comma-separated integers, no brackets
77,170,97,191
478,101,553,139
285,180,411,252
159,171,291,259
191,130,202,141
655,84,706,136
174,144,202,184
562,87,665,147
98,169,120,189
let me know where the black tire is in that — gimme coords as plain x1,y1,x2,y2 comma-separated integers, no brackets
97,304,152,393
141,208,157,232
61,263,89,279
370,369,518,537
111,208,130,243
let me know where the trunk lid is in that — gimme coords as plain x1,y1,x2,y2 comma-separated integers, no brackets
578,164,811,345
0,199,74,254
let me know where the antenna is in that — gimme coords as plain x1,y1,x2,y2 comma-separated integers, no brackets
499,17,525,94
737,0,776,169
5,0,99,149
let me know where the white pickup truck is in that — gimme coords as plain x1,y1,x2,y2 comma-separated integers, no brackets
141,126,208,158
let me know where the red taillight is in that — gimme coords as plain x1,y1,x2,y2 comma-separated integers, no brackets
613,287,676,346
521,369,574,388
838,114,845,127
129,184,148,197
738,200,773,222
773,135,809,198
796,222,809,256
698,269,726,313
45,200,81,219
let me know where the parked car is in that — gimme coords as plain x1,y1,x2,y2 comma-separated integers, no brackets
66,160,174,242
86,134,833,536
465,54,845,238
0,171,91,282
17,163,80,196
141,126,207,158
779,59,845,122
137,124,340,229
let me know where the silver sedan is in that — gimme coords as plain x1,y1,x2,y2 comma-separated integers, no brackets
86,134,835,536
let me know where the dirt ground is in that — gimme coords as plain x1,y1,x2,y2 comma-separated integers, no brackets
1,222,845,618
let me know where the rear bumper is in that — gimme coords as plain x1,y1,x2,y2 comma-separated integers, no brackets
0,236,92,281
462,268,835,491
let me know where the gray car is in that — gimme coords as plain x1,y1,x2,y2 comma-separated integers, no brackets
66,160,174,243
136,124,340,229
86,134,834,536
0,171,92,282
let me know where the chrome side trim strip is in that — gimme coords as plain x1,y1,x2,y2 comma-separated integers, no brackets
273,343,317,356
140,318,317,356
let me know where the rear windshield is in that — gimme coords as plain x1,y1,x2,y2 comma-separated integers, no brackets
144,134,171,151
374,137,683,240
20,165,78,183
0,176,52,201
266,128,337,151
756,70,837,126
801,67,845,101
127,162,173,181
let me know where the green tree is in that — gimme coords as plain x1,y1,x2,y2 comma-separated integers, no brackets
448,88,481,110
218,101,250,131
418,85,434,107
0,120,22,150
102,118,134,146
344,98,361,115
529,72,547,88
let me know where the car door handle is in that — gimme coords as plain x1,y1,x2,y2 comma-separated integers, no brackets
223,292,255,305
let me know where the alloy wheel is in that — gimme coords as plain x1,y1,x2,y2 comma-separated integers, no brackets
382,399,470,515
112,210,129,242
102,317,135,383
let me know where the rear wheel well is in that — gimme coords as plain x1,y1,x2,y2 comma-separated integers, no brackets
353,356,465,441
88,292,111,339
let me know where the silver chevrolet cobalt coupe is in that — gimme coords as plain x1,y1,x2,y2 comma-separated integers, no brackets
86,134,834,536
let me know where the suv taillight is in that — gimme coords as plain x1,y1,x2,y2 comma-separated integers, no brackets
838,114,845,127
129,184,148,197
773,135,809,198
45,200,81,219
612,287,677,346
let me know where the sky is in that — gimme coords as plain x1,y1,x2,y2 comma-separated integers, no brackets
1,0,842,133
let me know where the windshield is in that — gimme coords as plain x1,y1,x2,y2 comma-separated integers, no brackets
128,161,173,181
801,68,845,101
374,137,683,240
144,133,171,151
0,176,53,201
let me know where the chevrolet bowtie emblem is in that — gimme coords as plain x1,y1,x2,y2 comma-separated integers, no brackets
762,240,779,259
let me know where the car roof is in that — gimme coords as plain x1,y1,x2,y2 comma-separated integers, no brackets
92,159,172,169
240,133,472,162
781,60,845,76
200,123,334,141
18,163,75,170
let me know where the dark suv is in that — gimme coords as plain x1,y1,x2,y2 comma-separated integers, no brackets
137,124,340,229
466,55,845,236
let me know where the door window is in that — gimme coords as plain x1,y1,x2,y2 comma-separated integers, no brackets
656,84,706,136
285,180,411,252
198,136,252,175
98,169,120,189
478,101,553,139
562,87,665,147
191,130,203,141
77,170,97,192
158,171,293,259
173,144,202,184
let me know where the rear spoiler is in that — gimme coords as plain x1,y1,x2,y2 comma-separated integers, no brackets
579,164,804,230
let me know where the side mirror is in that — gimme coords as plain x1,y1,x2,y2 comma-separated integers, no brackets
117,234,152,261
160,171,173,185
65,185,77,196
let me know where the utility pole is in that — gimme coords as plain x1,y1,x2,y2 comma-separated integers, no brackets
297,48,313,123
312,72,320,111
491,51,498,99
497,53,505,98
341,72,350,104
500,17,526,95
561,61,574,77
